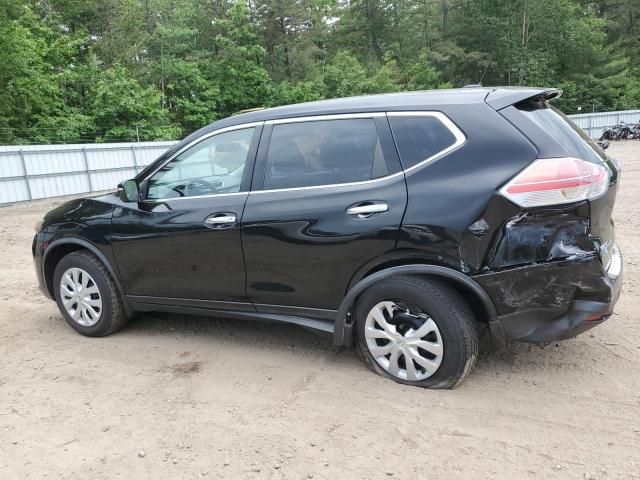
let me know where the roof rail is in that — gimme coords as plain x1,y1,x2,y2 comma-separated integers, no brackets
235,107,266,115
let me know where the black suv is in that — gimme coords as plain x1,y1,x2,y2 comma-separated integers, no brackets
33,87,622,388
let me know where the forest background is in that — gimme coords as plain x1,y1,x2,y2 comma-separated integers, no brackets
1,0,638,144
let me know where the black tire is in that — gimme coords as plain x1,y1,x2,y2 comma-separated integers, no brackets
354,275,478,389
53,250,128,337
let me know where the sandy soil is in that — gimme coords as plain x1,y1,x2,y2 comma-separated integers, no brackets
1,142,639,480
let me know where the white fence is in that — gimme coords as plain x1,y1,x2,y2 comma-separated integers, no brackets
0,141,176,204
1,109,639,204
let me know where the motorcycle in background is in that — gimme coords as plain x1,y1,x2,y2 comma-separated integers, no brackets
600,121,640,141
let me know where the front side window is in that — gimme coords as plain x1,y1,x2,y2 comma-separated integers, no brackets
389,116,457,169
146,127,255,199
264,118,386,190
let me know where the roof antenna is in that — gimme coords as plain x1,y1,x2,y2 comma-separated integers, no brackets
462,54,494,88
478,53,494,85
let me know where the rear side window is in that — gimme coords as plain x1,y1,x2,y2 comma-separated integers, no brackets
264,118,387,190
389,116,457,169
517,104,606,163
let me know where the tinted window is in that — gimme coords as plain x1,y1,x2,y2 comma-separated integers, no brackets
517,104,606,163
147,128,255,199
389,116,457,169
264,119,386,189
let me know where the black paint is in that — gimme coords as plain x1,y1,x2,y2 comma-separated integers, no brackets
32,88,623,346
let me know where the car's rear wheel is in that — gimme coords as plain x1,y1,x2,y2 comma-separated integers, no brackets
53,251,128,337
355,275,478,389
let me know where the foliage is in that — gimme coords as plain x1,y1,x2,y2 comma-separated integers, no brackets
91,66,180,141
0,0,638,144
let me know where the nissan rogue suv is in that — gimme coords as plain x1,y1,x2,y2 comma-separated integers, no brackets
33,87,623,388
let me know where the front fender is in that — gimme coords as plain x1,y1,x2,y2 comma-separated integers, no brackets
42,236,133,317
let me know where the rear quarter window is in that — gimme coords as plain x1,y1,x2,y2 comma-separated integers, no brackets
516,104,607,163
389,116,458,169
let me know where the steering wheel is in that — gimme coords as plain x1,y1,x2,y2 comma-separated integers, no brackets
185,179,220,197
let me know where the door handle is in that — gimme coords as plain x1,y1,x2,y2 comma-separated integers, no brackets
346,202,388,218
204,213,237,228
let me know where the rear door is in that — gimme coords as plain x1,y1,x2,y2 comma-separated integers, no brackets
241,113,407,313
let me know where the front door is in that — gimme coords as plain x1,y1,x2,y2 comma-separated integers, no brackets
110,124,261,305
241,114,407,312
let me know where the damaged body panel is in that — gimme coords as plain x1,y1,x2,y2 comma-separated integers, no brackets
404,186,622,344
471,191,622,343
488,201,596,270
394,93,622,345
463,98,622,343
474,255,621,342
458,196,609,273
395,102,540,274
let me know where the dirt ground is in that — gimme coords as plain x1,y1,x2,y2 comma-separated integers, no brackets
1,142,639,480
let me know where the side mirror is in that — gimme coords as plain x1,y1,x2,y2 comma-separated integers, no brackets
118,179,140,202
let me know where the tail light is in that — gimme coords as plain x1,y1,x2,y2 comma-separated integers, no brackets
499,157,609,208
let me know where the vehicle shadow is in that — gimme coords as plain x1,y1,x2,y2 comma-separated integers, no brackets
122,312,593,380
126,311,338,351
122,311,367,369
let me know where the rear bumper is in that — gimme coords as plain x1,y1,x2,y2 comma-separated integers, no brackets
475,245,622,343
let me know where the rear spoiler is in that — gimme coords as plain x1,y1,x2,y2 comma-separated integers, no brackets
485,88,562,110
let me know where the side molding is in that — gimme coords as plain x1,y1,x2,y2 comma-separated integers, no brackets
43,237,133,317
333,264,499,346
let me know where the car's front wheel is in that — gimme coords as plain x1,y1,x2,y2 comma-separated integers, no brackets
355,275,478,389
53,251,128,337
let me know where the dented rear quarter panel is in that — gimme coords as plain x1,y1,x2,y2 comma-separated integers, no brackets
459,190,617,322
398,103,620,331
396,103,539,271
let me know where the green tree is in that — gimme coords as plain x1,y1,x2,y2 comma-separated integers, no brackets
405,50,446,90
0,0,638,144
0,2,63,143
205,2,273,116
323,50,369,97
91,66,179,141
